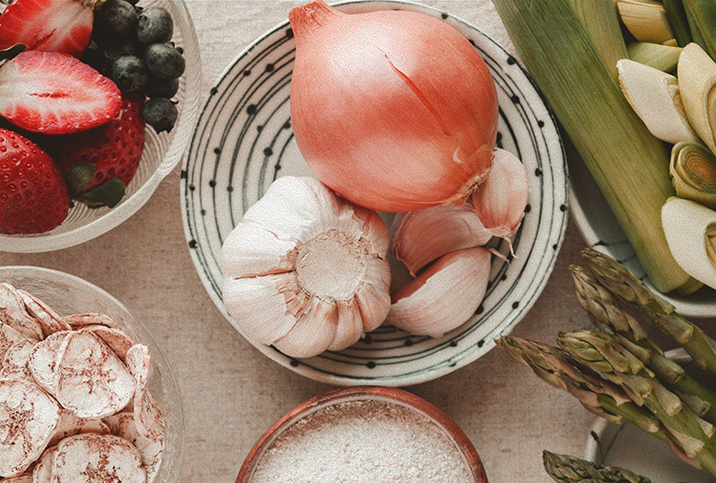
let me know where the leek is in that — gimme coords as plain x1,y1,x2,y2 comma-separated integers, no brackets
662,0,693,47
682,0,716,59
491,0,698,294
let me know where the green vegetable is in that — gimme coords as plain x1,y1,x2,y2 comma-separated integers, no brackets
543,451,652,483
491,0,699,295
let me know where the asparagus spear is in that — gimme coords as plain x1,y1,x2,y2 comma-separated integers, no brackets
497,336,670,441
542,450,652,483
572,264,716,425
582,248,716,375
557,330,716,474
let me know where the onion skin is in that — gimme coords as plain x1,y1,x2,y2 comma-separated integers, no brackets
288,0,499,212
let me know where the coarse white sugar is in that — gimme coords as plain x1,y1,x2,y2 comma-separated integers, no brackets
248,398,474,483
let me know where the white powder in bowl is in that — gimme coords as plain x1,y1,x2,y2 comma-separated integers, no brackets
248,398,474,483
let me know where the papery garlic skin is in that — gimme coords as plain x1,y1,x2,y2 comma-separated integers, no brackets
661,196,716,290
288,0,499,213
221,176,391,358
387,247,491,338
471,148,529,240
391,202,492,276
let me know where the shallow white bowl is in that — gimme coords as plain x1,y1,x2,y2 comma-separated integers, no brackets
0,0,202,253
182,0,569,386
584,349,715,483
568,150,716,318
0,266,184,483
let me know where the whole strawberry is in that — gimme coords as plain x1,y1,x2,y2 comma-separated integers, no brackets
45,91,145,208
0,129,69,234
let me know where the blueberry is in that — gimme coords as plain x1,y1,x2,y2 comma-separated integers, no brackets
142,97,178,133
111,55,149,92
144,43,185,80
145,76,180,99
96,0,139,39
136,7,174,45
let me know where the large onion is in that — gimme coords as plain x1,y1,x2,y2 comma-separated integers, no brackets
288,0,499,212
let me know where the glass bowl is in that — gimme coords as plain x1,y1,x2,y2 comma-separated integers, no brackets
0,0,202,253
236,386,488,483
0,265,184,483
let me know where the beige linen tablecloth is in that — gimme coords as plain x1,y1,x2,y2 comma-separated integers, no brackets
2,1,712,482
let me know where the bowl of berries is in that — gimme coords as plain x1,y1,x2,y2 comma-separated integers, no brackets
0,0,201,252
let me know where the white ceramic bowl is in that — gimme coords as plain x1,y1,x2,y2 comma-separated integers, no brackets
568,150,716,318
0,0,202,253
182,0,569,386
0,266,184,483
584,349,715,483
236,386,488,483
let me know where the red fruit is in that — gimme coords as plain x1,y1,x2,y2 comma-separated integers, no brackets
47,91,146,208
0,128,69,235
0,0,95,57
0,50,122,135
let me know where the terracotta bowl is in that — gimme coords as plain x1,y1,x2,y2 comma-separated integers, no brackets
237,386,488,483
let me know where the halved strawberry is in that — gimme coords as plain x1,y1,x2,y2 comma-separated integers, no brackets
0,128,69,234
0,0,95,58
0,50,122,135
45,91,146,208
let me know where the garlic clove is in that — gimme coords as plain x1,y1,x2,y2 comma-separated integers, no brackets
661,196,716,290
220,221,297,278
387,247,491,338
274,298,338,359
221,176,392,359
326,300,364,351
678,43,716,154
617,58,700,145
390,202,492,277
471,148,529,240
222,272,303,344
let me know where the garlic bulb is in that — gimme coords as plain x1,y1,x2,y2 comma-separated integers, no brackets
221,176,392,358
387,247,491,338
288,0,499,212
617,58,699,145
471,148,529,240
661,196,716,290
391,202,492,277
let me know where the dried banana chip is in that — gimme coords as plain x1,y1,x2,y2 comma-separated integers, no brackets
52,433,146,483
103,412,163,483
61,313,117,329
31,445,56,483
0,379,61,477
16,290,70,338
125,345,164,445
28,331,71,395
48,409,110,448
55,331,135,419
0,473,33,482
0,324,25,362
84,325,136,362
0,284,43,341
0,339,36,381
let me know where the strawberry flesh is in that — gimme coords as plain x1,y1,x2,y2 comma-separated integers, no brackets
45,91,146,208
0,128,69,234
0,0,94,57
0,50,122,135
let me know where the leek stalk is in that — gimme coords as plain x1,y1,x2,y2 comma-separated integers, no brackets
491,0,698,294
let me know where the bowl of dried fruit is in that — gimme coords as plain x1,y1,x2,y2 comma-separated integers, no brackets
0,0,201,252
0,265,183,483
183,0,569,386
236,386,488,483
